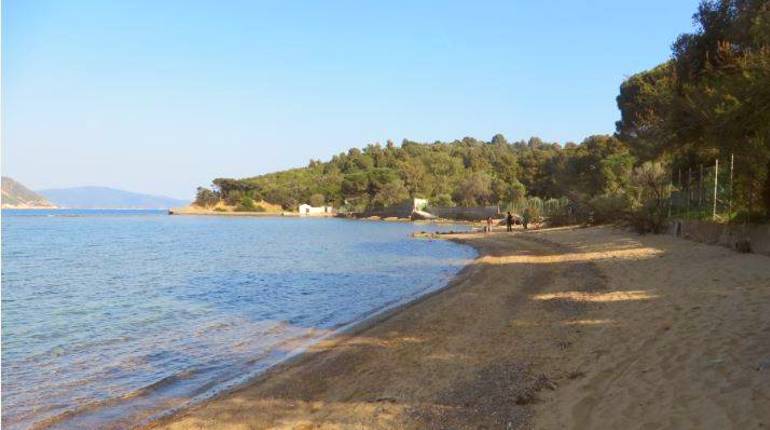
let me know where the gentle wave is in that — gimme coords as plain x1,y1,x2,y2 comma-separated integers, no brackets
2,212,475,429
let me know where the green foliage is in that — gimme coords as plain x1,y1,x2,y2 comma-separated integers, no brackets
234,195,258,212
196,128,644,217
453,172,493,207
225,189,244,206
430,193,454,207
588,193,631,224
185,1,769,230
627,162,673,233
542,197,574,226
194,187,220,207
309,193,325,207
617,0,770,219
527,197,545,223
371,180,409,208
616,62,677,160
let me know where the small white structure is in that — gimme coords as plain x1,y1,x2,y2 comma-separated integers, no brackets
412,198,429,212
298,203,334,216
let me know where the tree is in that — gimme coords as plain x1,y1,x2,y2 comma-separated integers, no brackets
194,187,219,207
212,178,243,200
615,62,676,160
571,135,635,196
508,180,527,205
371,180,409,208
309,193,325,207
614,0,770,218
341,173,369,198
453,173,493,207
491,133,509,146
430,193,454,207
224,189,243,206
628,162,672,233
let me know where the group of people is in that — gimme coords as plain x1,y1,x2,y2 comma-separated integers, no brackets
484,209,532,233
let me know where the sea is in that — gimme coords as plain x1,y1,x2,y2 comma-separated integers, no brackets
0,209,476,429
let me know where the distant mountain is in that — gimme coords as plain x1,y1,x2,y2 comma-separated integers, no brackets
38,186,189,209
2,177,57,209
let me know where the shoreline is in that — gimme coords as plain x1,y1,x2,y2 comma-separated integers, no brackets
29,220,478,430
136,240,481,428
141,228,580,429
142,231,494,430
145,225,770,429
35,241,478,430
169,207,482,226
168,207,294,217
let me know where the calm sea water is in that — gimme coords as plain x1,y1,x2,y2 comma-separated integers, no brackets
1,210,475,429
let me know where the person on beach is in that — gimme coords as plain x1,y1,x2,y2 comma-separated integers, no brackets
486,216,493,233
522,208,530,230
506,211,513,232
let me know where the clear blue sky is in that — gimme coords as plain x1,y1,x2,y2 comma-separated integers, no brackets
2,0,700,199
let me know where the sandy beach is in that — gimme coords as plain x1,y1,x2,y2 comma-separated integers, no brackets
147,226,770,430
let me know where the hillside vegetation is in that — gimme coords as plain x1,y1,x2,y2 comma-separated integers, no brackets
1,177,56,208
196,0,770,229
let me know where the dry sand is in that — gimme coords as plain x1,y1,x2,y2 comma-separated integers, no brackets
170,202,288,216
147,226,770,430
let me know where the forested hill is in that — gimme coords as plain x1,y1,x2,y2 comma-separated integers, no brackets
196,0,770,224
197,135,632,213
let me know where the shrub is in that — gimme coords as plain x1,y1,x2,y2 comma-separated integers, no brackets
235,195,258,212
245,189,263,202
527,197,543,223
627,161,671,233
430,193,454,207
224,189,244,206
588,193,631,224
543,197,574,226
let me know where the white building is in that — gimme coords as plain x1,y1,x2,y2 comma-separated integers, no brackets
298,203,334,216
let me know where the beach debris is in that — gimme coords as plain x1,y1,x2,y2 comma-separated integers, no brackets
555,340,572,350
757,358,770,371
567,370,586,380
374,396,398,403
735,239,752,253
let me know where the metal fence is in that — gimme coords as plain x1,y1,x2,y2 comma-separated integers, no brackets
669,155,754,223
502,197,571,221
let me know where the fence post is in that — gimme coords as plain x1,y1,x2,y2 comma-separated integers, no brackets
748,175,753,224
699,164,704,210
728,153,734,222
668,167,674,220
713,159,719,221
687,167,692,219
677,168,682,218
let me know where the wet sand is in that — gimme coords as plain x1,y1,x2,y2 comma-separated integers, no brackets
147,226,770,429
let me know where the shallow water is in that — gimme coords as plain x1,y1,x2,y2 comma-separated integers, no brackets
1,210,475,429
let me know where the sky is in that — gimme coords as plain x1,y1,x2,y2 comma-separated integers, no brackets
2,0,701,200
